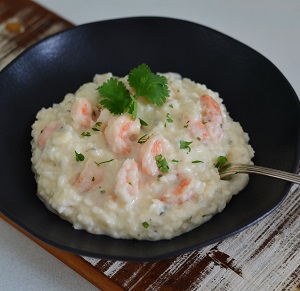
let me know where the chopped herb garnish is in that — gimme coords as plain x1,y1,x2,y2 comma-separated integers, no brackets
166,113,173,123
98,64,170,119
192,160,204,163
137,134,151,144
81,131,91,137
142,221,149,228
172,159,179,163
155,154,169,173
157,174,163,181
91,176,95,181
99,187,106,194
214,156,228,168
169,104,174,108
184,121,190,128
179,140,193,153
75,151,85,162
90,122,102,132
139,118,148,126
94,159,114,166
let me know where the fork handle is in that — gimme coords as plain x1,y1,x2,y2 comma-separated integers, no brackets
232,164,300,184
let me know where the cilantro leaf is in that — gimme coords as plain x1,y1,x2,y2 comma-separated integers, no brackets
128,64,170,106
128,96,138,120
98,78,132,115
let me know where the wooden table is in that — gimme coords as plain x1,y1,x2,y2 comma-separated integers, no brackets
0,0,299,290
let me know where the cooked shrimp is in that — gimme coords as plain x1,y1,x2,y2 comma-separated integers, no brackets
104,114,140,155
71,97,99,128
140,136,170,176
161,175,194,204
188,94,224,141
114,159,139,203
74,159,104,193
37,121,62,149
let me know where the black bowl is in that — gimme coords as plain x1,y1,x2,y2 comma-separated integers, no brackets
0,17,299,261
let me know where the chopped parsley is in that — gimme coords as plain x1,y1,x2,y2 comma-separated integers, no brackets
172,159,179,163
179,140,193,153
139,118,148,126
137,133,151,144
97,64,170,119
184,121,190,128
155,154,169,173
99,187,106,194
75,151,85,162
214,156,228,168
81,132,91,137
192,160,204,163
166,113,173,123
142,221,149,228
91,121,102,131
94,159,114,166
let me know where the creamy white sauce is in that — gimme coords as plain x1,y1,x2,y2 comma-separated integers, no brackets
31,72,254,240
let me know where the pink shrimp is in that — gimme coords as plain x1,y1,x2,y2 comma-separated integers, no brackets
71,97,99,129
114,159,139,203
188,94,224,141
161,175,194,204
140,136,170,176
74,159,104,193
37,121,63,149
104,114,140,155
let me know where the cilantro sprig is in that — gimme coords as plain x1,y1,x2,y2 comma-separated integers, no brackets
97,64,170,119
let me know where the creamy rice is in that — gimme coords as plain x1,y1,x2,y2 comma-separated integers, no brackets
31,72,254,240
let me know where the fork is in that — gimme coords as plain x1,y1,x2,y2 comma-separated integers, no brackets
219,163,300,184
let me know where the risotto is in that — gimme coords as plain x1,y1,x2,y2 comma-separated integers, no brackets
31,69,254,240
